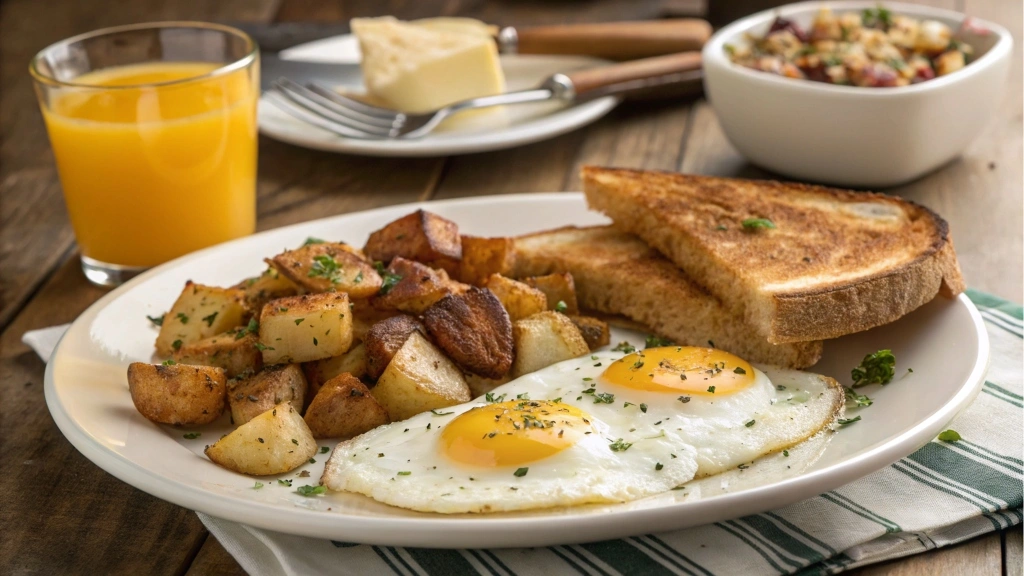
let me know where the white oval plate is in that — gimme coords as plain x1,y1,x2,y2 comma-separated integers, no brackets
258,35,619,157
45,194,988,548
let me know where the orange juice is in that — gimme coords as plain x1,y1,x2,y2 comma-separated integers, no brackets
41,62,257,267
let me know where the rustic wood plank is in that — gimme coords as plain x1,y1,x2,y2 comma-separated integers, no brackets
0,0,281,330
850,531,1003,576
1008,526,1024,576
185,536,247,576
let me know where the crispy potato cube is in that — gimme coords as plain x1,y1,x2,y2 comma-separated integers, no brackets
363,210,462,274
304,373,389,439
371,332,471,421
155,282,248,356
511,311,589,377
371,257,454,314
269,242,382,298
258,293,354,365
127,363,226,425
228,364,308,426
464,372,512,398
458,235,515,285
303,343,369,399
205,403,316,476
523,273,580,315
364,315,425,380
172,332,263,378
485,274,548,322
234,268,300,318
568,315,611,351
422,288,513,379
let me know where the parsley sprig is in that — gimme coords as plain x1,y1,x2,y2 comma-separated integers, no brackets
851,349,896,387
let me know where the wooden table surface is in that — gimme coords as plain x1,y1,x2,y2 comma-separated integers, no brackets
1,0,1020,574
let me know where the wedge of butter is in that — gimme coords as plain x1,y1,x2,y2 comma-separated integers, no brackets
351,16,506,115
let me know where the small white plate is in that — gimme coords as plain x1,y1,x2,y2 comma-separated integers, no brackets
258,35,619,157
45,194,988,548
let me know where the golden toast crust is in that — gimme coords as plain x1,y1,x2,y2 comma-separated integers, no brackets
582,166,965,343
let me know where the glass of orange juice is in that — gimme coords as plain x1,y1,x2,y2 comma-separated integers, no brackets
30,22,259,286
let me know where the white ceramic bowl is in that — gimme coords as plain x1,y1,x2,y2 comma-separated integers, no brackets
702,1,1013,188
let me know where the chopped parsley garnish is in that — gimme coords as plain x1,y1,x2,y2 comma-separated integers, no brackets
734,367,747,375
609,439,633,452
312,337,318,346
294,318,305,325
375,261,403,295
838,416,861,427
554,300,568,313
645,335,674,348
320,446,330,454
707,386,716,394
183,432,201,439
516,393,530,400
253,481,264,490
640,403,648,413
353,271,363,284
851,349,896,387
397,471,411,476
632,360,645,370
431,409,454,416
938,429,962,442
176,312,189,324
485,392,506,403
302,237,326,246
783,450,790,457
234,317,259,340
296,485,326,496
844,386,873,407
513,467,529,477
308,458,316,464
745,420,755,427
172,339,183,351
201,312,218,327
254,342,274,352
742,218,776,230
612,341,636,354
593,393,615,404
278,479,293,487
678,396,691,403
308,254,342,284
162,359,176,366
655,462,664,471
147,314,165,327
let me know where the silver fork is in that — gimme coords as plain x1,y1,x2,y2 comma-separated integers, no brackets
266,52,703,140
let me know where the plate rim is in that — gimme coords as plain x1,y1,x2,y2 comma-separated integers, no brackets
44,193,991,548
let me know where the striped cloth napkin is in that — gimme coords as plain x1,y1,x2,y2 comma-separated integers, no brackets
25,290,1022,575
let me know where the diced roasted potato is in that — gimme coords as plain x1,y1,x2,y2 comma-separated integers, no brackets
458,235,515,285
364,315,425,380
303,343,369,399
127,362,227,425
227,364,308,426
304,373,389,439
172,332,263,378
422,288,513,379
234,268,301,318
511,311,589,378
523,273,580,315
258,293,354,365
363,210,462,274
485,274,547,322
464,372,512,398
269,242,382,298
371,257,454,314
371,331,471,421
205,403,316,475
155,282,247,356
568,315,611,351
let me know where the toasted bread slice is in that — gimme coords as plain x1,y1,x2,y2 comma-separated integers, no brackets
512,226,822,368
582,167,965,344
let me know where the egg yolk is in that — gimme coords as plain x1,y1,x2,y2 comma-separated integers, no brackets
601,346,755,396
440,400,593,467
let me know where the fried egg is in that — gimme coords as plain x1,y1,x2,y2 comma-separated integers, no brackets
321,344,842,513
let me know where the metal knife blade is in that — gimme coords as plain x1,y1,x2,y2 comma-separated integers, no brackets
259,54,363,93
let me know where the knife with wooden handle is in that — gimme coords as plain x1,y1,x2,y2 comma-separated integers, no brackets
231,19,711,60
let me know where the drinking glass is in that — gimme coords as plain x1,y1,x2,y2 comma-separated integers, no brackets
30,22,259,286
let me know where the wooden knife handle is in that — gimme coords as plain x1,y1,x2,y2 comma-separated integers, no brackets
564,51,702,97
516,19,711,61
